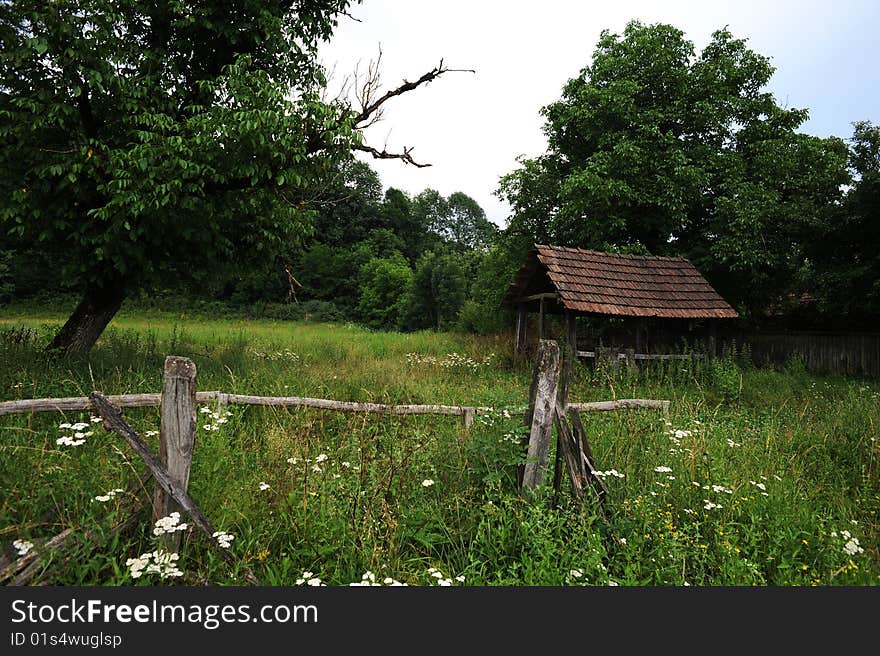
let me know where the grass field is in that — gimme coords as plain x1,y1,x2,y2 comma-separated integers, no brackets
1,306,878,586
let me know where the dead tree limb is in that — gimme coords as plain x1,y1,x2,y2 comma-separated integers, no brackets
89,392,260,586
350,54,475,167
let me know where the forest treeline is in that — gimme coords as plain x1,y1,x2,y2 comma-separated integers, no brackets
1,16,877,335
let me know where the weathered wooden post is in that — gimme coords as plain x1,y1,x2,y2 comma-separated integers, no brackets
461,407,475,432
153,356,197,551
626,348,637,375
538,296,545,340
521,340,560,492
560,311,577,401
515,303,528,356
554,311,578,497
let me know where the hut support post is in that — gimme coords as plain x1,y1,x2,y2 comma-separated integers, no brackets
538,296,545,340
516,303,528,355
561,311,577,402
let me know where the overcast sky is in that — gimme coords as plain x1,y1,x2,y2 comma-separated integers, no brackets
319,1,880,227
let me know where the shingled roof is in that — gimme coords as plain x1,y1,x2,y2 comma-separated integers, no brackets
504,245,738,319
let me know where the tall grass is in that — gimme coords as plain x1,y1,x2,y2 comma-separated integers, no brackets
1,307,877,586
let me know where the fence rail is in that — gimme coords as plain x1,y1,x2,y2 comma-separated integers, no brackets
0,391,489,425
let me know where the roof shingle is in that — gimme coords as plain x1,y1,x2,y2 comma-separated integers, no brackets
504,245,738,319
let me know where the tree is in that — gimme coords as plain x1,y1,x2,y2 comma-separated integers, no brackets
309,158,384,247
379,187,427,261
497,21,849,317
414,188,496,252
0,1,463,354
357,254,413,330
405,249,474,331
805,121,880,327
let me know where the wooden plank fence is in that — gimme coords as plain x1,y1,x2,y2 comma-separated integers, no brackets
741,331,880,378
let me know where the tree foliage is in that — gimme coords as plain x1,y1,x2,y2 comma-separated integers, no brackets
805,121,880,326
497,21,850,318
0,0,467,351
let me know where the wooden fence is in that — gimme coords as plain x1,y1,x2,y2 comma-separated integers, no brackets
2,347,669,585
737,331,880,378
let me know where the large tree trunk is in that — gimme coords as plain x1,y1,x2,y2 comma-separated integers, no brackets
47,278,127,356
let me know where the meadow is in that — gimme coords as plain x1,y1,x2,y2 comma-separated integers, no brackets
1,306,878,586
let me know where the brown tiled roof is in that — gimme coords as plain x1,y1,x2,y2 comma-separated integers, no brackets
504,245,738,319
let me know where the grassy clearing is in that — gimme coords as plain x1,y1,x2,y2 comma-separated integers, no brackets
1,306,878,586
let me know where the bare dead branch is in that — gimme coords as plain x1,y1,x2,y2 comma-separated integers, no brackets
353,58,474,126
352,142,432,168
348,55,475,167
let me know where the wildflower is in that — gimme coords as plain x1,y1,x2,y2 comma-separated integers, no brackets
310,464,322,473
711,485,733,494
592,469,624,479
703,500,722,511
422,479,435,487
93,488,124,503
425,567,454,585
90,416,103,423
670,429,692,439
213,531,234,549
287,457,298,465
843,535,864,556
153,512,188,536
314,453,328,463
145,430,159,437
126,550,183,579
259,482,271,491
56,435,86,446
654,466,672,473
341,461,351,468
13,539,34,556
726,439,742,447
749,480,766,491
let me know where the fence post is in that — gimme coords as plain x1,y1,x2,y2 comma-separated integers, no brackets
153,356,197,551
461,407,475,432
521,340,561,492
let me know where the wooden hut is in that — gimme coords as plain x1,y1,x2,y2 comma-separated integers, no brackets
503,245,738,360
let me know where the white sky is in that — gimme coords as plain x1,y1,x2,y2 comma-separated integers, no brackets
320,0,880,226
